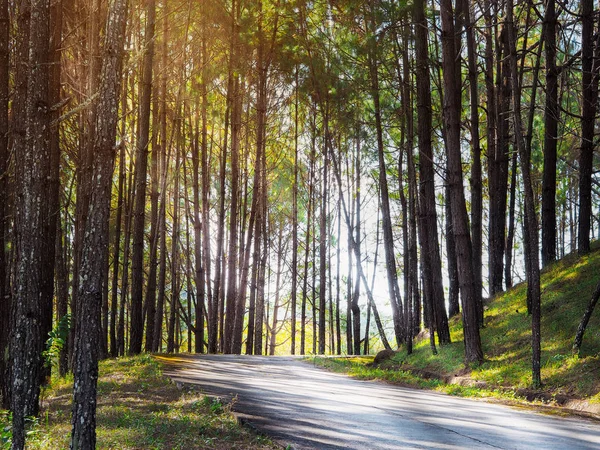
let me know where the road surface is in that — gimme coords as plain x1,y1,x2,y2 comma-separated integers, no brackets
160,355,600,449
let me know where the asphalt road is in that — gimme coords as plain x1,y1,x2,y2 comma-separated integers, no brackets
161,355,600,449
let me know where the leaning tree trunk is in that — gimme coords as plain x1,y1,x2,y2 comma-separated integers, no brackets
70,0,128,445
573,280,600,353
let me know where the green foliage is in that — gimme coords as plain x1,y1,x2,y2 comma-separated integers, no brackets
42,313,71,371
0,413,40,450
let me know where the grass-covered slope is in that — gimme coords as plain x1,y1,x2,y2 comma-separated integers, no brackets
316,246,600,406
1,355,276,449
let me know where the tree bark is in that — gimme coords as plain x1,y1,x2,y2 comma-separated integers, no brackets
541,0,558,266
129,0,156,355
414,0,450,346
577,0,596,254
440,0,482,364
0,0,10,409
70,0,128,444
11,0,51,445
463,0,482,322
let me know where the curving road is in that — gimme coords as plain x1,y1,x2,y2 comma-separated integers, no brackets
160,355,600,449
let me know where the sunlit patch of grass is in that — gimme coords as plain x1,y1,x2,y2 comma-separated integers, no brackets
1,354,276,450
314,244,600,406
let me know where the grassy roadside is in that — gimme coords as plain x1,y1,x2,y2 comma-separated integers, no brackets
1,355,276,449
313,247,600,411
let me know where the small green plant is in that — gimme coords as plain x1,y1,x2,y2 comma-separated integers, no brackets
201,396,224,414
1,411,11,450
42,313,71,371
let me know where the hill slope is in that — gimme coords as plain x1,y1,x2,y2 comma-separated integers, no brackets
317,246,600,410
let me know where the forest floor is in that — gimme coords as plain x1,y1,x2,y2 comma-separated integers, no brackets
314,245,600,419
0,354,277,449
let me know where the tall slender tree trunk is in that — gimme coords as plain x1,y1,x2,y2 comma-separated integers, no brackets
506,0,541,387
192,104,205,353
223,71,241,353
152,24,169,352
318,114,329,354
118,163,134,356
440,0,482,364
352,131,361,355
70,0,128,443
167,119,182,354
300,140,314,355
367,7,403,346
291,67,299,355
269,227,284,355
578,0,597,254
144,92,160,353
464,0,482,321
414,0,450,346
200,32,213,354
129,0,156,355
541,0,558,266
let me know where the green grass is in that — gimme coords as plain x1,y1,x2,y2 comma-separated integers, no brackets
314,245,600,404
1,355,276,449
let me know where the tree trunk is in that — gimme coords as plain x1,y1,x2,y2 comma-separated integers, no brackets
506,0,542,387
367,7,403,347
291,67,299,355
223,71,241,353
573,280,600,353
129,0,156,355
70,0,128,444
300,135,314,355
11,0,51,444
167,119,181,354
269,227,284,355
463,0,483,323
541,0,558,266
578,0,596,254
318,114,329,355
440,0,482,364
484,0,505,297
414,0,450,346
352,132,361,355
505,151,518,290
118,161,134,356
0,0,10,409
152,21,169,352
